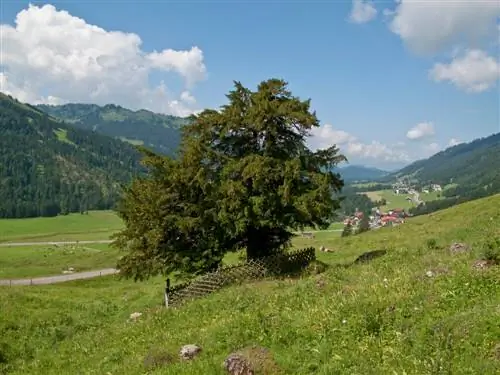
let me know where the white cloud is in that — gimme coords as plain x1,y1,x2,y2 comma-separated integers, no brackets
0,4,207,116
387,0,500,55
406,122,435,140
349,0,378,24
308,124,410,163
429,49,500,93
423,142,441,157
448,138,462,147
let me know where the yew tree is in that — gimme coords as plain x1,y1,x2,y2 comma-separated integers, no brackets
113,79,346,280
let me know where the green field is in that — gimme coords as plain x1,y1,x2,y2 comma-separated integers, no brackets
0,195,499,374
0,244,120,279
0,211,342,245
0,211,123,243
362,189,443,211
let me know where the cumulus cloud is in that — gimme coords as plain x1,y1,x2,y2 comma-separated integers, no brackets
429,49,500,93
349,0,378,24
385,0,500,93
387,0,500,55
423,142,441,157
308,124,410,163
0,4,207,116
406,122,435,140
448,138,463,147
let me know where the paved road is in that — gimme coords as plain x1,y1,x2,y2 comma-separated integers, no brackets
0,229,342,286
0,268,119,286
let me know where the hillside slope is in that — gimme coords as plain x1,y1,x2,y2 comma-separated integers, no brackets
0,93,143,218
390,133,500,190
37,103,187,156
1,195,499,374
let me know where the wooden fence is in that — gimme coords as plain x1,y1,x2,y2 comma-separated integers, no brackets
164,247,316,308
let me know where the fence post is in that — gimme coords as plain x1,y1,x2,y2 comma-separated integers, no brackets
165,278,170,308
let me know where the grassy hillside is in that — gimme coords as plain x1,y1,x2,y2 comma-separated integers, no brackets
37,103,188,156
1,195,499,374
0,93,144,219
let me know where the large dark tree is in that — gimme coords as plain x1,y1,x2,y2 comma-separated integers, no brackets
113,79,346,280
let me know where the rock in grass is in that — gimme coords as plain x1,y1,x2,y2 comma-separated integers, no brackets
223,346,281,375
179,344,202,360
449,242,470,254
224,354,255,374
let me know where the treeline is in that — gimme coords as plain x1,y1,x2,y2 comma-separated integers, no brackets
342,183,392,193
410,174,500,216
0,94,143,218
339,193,376,216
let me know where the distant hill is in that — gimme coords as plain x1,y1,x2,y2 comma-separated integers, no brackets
0,93,143,218
337,165,389,183
37,103,188,156
385,133,500,215
389,133,500,187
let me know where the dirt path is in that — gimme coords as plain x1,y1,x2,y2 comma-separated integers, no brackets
0,268,119,286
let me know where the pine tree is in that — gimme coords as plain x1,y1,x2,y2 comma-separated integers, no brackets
113,79,346,280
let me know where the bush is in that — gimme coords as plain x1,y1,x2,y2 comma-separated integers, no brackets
426,238,439,250
481,237,500,264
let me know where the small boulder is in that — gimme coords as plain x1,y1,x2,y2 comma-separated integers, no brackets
179,344,202,360
223,346,281,375
129,312,142,321
449,242,470,254
224,354,254,375
472,259,493,270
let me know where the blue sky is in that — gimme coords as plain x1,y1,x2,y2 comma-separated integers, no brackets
1,1,499,169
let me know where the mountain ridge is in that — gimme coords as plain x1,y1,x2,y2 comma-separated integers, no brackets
0,93,144,218
37,103,188,156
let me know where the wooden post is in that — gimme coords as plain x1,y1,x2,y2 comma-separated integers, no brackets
165,278,170,308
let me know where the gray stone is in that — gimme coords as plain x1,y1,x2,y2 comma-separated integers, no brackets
179,344,202,360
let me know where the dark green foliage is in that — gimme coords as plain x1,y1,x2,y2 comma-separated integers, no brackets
426,238,439,250
340,193,375,216
357,212,371,234
0,93,143,218
37,103,188,156
481,237,500,264
341,222,353,237
342,183,392,193
113,79,346,279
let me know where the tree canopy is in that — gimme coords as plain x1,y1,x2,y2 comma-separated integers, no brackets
113,79,346,280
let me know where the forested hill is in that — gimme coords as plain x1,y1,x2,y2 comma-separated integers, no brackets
37,103,188,156
386,132,500,215
0,93,144,218
388,132,500,188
